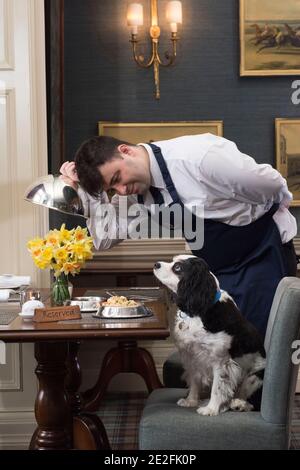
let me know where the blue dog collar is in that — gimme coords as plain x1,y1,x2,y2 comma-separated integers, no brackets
214,290,222,304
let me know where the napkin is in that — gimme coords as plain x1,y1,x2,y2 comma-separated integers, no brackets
20,300,45,317
0,275,31,289
0,289,12,302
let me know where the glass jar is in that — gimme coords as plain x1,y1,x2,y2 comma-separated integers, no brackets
51,273,70,306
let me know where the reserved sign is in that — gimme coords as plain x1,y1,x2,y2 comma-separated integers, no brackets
33,305,81,322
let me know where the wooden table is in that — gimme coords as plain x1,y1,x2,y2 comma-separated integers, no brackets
0,288,169,450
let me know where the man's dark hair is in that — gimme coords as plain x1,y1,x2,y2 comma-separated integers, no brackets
74,135,133,198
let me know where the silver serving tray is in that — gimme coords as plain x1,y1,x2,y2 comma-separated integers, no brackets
93,304,152,319
65,296,105,312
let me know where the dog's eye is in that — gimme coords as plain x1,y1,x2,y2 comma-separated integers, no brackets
173,263,182,274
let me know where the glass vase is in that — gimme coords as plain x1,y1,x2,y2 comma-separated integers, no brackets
51,273,70,306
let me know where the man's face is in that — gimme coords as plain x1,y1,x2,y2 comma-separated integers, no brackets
99,145,151,196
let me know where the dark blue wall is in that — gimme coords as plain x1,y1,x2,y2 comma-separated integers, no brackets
62,0,300,231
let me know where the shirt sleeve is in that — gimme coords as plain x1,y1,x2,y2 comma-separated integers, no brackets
77,188,148,250
77,187,116,250
199,137,293,208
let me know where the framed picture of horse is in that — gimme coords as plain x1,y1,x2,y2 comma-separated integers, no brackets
276,118,300,206
240,0,300,76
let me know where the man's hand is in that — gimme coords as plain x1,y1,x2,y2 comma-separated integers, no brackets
59,161,79,190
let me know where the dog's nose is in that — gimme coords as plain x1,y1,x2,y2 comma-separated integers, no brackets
154,262,161,270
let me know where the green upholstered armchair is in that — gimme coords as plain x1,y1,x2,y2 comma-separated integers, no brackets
139,277,300,450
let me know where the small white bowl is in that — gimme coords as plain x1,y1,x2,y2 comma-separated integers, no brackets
19,299,45,320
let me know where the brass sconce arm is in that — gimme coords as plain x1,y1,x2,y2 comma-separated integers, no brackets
130,34,155,68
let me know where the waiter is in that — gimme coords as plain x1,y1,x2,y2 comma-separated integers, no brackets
60,134,298,338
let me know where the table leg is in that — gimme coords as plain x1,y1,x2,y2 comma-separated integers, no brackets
73,414,110,450
65,341,111,450
29,341,71,450
65,341,83,415
82,340,163,412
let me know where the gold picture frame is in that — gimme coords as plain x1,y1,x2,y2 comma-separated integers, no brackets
240,0,300,76
98,121,223,142
276,118,300,206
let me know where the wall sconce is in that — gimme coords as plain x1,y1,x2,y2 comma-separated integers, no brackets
127,0,182,99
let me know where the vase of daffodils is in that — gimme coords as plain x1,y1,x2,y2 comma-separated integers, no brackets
27,224,94,306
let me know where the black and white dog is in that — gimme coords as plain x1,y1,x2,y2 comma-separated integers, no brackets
154,255,266,416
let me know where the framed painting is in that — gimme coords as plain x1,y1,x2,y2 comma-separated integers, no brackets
98,121,223,142
240,0,300,76
276,118,300,206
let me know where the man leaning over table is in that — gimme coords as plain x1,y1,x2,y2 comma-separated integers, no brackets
60,134,298,338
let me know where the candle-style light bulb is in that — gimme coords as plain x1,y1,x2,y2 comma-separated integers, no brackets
127,3,143,35
166,1,182,33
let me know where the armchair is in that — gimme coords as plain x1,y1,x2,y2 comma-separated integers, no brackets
139,277,300,450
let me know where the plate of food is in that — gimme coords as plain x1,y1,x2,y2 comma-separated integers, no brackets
94,295,153,319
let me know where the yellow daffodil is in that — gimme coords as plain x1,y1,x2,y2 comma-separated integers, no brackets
27,237,45,251
69,243,86,259
62,262,81,276
45,230,61,247
41,247,54,261
59,224,74,243
34,258,51,270
53,247,68,263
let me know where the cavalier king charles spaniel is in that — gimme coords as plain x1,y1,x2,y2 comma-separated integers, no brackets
154,255,266,416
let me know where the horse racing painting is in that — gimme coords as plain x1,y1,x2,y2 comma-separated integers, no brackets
276,119,300,206
240,0,300,75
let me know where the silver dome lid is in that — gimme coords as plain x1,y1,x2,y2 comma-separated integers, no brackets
24,174,87,218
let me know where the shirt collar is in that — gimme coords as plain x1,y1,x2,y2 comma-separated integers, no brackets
139,143,165,190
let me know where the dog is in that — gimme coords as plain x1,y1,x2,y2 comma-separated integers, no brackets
153,254,266,416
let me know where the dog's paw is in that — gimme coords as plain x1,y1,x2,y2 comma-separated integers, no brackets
196,405,219,416
229,399,254,412
177,398,198,408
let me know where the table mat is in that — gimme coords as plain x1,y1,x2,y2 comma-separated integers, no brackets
0,312,18,325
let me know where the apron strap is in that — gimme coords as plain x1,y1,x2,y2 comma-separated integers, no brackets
137,186,164,205
148,143,181,204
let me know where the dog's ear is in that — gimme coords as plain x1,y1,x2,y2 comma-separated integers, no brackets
176,258,216,316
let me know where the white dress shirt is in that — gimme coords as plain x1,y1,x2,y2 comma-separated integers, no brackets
78,134,297,250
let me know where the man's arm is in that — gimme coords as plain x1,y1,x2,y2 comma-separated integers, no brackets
78,189,150,250
76,187,119,250
60,161,149,250
200,137,292,208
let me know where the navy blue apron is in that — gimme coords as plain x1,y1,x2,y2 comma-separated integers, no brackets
139,143,294,338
